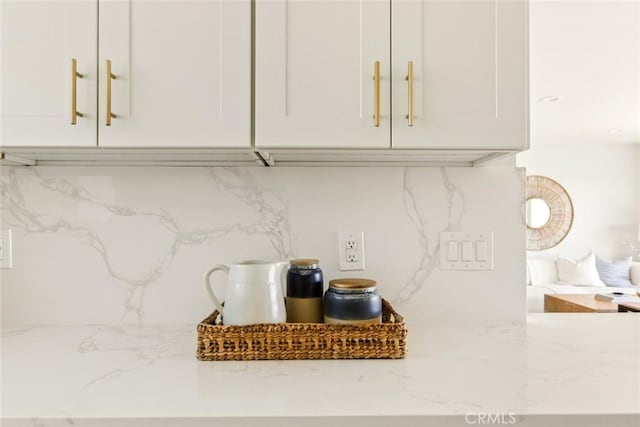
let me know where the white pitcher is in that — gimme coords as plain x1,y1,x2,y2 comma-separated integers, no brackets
205,260,288,326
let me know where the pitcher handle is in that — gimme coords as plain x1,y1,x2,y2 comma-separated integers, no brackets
205,264,229,314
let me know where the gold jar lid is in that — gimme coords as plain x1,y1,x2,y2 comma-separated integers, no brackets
290,258,319,267
328,278,377,289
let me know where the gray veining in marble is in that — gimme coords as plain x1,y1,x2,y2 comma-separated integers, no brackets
0,167,294,322
394,168,464,303
1,165,526,326
76,324,193,388
517,168,527,226
4,315,637,426
208,168,294,260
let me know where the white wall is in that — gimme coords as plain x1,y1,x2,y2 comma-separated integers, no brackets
0,166,526,327
517,144,640,260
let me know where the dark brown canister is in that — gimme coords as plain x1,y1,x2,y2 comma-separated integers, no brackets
324,278,382,325
286,259,324,323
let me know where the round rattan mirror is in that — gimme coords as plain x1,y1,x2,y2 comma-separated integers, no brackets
526,176,574,251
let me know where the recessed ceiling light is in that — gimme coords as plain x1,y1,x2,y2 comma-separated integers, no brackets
538,96,564,103
608,128,623,134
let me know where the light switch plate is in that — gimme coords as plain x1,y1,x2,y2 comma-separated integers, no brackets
439,232,493,270
0,229,13,269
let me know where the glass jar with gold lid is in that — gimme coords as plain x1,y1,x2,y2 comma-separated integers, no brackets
286,259,324,323
324,278,382,325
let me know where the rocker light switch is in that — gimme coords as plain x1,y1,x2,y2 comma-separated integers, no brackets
476,241,488,262
461,241,474,262
447,241,459,261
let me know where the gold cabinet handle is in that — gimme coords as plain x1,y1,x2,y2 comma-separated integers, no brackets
373,61,380,127
71,58,84,125
105,59,117,126
406,61,414,127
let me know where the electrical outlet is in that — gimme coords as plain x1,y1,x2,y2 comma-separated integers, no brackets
338,231,365,271
0,229,13,269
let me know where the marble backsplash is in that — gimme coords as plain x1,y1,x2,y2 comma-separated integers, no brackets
0,166,526,326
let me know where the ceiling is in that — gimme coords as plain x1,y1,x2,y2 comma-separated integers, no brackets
530,0,640,145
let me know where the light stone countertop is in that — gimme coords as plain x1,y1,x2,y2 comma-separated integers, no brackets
1,314,639,427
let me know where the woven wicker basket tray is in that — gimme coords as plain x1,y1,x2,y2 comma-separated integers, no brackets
197,299,407,360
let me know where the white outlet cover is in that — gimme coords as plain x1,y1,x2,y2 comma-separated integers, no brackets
0,229,13,269
338,231,365,271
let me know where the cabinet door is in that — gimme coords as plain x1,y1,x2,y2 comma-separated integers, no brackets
392,0,528,149
1,0,97,147
255,0,390,149
98,0,250,148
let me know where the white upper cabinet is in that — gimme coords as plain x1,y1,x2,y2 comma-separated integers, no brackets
392,0,528,149
255,0,391,149
1,0,98,147
98,0,251,148
1,0,528,161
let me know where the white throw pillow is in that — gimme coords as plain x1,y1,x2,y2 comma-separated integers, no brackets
557,251,606,287
527,259,559,285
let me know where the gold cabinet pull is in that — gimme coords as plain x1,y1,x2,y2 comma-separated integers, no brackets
373,61,380,127
105,59,117,126
406,61,414,127
71,58,84,125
